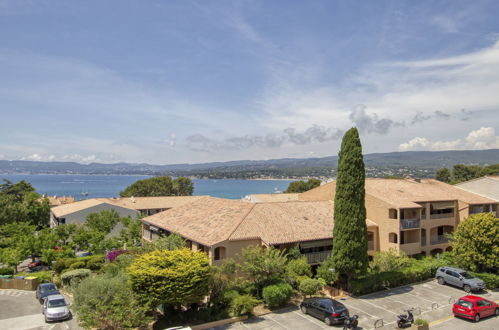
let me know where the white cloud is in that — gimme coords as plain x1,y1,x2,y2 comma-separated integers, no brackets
399,127,499,151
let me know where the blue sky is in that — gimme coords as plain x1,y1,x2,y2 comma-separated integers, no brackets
1,0,499,164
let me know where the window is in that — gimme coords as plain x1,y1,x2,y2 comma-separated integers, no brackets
446,270,459,278
389,209,398,219
389,232,398,243
214,246,226,261
477,300,491,307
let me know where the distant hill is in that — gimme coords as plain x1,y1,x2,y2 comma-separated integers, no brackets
1,149,498,177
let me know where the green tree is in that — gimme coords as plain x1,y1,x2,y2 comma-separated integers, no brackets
284,179,321,193
369,249,411,273
451,164,483,183
238,246,288,297
127,248,210,307
120,176,193,197
299,278,325,297
450,212,498,272
73,271,151,329
286,257,312,287
435,168,451,183
0,180,49,226
139,233,186,253
332,127,369,286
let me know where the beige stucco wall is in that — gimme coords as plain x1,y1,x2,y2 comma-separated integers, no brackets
365,194,400,252
211,239,262,266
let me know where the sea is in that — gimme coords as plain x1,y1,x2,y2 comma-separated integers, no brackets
0,174,295,200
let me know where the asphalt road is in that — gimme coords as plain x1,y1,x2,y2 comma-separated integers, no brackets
212,280,499,330
0,289,81,330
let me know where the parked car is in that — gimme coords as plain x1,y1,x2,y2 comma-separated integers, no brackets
28,258,46,270
300,298,349,325
75,251,92,258
435,267,485,292
42,294,71,322
36,283,60,303
452,295,499,322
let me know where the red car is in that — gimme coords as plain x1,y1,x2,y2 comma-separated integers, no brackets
452,295,499,322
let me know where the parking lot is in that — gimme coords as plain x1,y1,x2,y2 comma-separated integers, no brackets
0,289,81,330
212,280,499,330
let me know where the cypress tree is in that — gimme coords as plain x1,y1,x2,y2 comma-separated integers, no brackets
332,127,368,285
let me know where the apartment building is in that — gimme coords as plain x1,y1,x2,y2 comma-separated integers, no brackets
455,176,499,202
299,178,498,256
141,196,378,266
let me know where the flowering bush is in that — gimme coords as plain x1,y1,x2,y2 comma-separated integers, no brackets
106,249,127,262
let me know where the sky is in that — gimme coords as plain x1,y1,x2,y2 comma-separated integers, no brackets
1,0,499,165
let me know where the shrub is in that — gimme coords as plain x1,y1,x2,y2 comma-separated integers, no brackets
299,278,324,297
370,249,411,273
286,257,312,288
69,261,86,270
470,272,499,289
262,282,293,308
414,318,429,326
106,249,127,262
61,269,91,286
229,294,260,316
316,257,338,284
0,267,14,275
85,255,105,271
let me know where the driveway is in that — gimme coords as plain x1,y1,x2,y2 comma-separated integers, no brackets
0,289,82,330
212,280,499,330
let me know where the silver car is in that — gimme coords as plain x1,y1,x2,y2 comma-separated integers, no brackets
435,266,485,292
42,294,71,322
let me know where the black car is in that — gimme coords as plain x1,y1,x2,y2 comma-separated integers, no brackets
35,283,60,303
300,298,349,325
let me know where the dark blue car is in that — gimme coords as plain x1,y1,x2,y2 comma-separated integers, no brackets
36,283,60,303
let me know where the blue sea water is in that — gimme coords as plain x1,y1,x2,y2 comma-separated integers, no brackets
0,174,294,200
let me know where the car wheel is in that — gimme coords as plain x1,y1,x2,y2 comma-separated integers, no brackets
495,308,499,316
301,306,307,314
324,317,332,326
474,313,480,322
463,285,471,293
397,320,404,328
437,277,445,285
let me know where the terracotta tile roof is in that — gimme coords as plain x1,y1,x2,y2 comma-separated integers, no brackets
51,199,108,217
299,178,496,207
143,197,255,246
100,196,206,210
46,196,75,207
244,193,300,203
144,198,377,246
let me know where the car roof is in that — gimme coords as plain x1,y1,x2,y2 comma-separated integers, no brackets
440,266,466,272
459,295,484,302
39,283,56,287
46,294,65,301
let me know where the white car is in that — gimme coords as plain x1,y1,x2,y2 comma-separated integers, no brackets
42,294,71,322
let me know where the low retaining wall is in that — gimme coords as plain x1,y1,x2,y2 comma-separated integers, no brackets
0,277,39,290
191,316,248,330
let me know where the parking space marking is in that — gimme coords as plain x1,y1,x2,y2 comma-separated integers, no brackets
265,314,290,329
352,297,399,316
0,290,30,297
429,315,454,327
291,311,331,329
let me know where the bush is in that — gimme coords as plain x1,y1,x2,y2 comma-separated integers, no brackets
470,272,499,289
229,294,260,316
61,269,91,286
262,282,293,308
69,261,86,270
414,318,429,326
106,249,127,262
370,249,411,273
286,257,312,288
85,255,106,271
0,267,14,275
299,278,324,297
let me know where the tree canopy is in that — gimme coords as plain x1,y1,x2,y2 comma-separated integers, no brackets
120,176,194,197
435,164,499,184
0,179,49,227
331,127,369,284
284,179,321,193
451,212,498,272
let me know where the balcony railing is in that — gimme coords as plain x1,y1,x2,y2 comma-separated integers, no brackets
430,213,454,220
303,251,331,264
431,235,449,245
400,218,420,230
368,241,374,251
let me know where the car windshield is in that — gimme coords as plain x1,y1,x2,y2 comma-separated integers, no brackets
40,285,56,293
48,299,66,308
331,300,346,312
456,299,473,309
459,272,474,279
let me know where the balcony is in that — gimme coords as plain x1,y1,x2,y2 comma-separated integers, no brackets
400,218,420,230
431,235,449,245
430,213,454,220
303,251,331,264
368,240,374,251
421,237,426,246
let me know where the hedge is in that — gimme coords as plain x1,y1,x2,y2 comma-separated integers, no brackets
229,294,260,316
351,257,446,296
470,272,499,289
54,255,105,273
17,271,52,283
61,269,91,286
